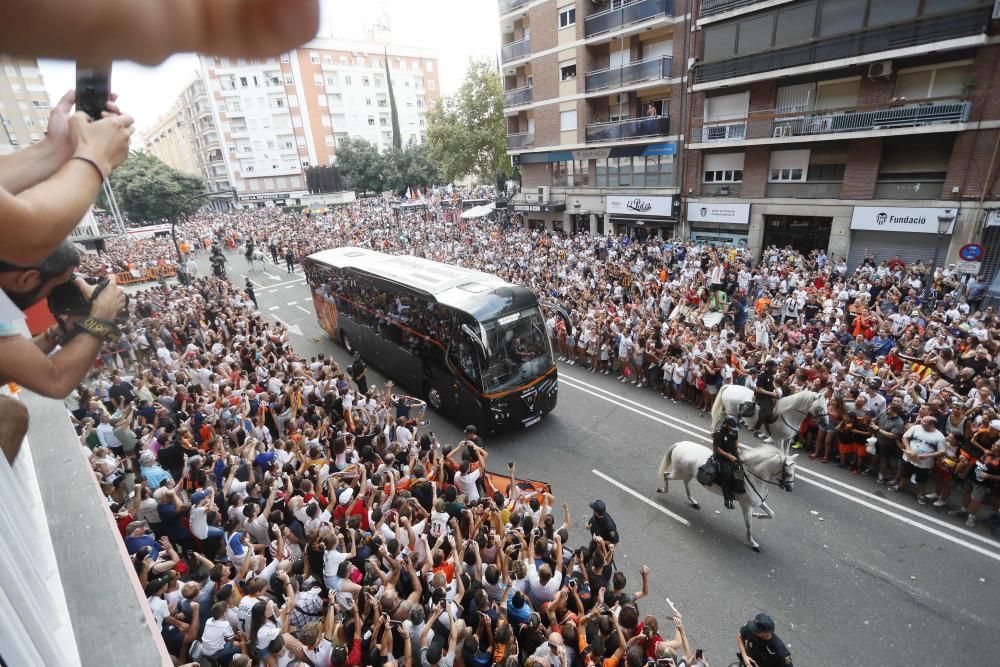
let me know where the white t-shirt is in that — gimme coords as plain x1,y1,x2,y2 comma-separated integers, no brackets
323,548,349,579
526,562,562,606
190,505,209,540
429,511,450,538
903,425,946,469
454,467,482,502
148,595,169,630
256,621,281,651
201,617,234,654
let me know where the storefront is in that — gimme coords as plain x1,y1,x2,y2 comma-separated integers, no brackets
686,202,750,247
607,194,678,239
762,214,832,256
847,206,957,272
511,201,567,232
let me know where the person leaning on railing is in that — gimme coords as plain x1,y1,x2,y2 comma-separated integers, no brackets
0,241,127,464
0,91,133,265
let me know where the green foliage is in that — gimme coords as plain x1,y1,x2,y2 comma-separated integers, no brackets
102,152,206,222
385,51,402,151
427,59,510,184
304,164,344,193
336,137,439,195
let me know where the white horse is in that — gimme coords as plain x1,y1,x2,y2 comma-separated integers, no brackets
657,440,797,552
247,249,266,272
710,386,829,454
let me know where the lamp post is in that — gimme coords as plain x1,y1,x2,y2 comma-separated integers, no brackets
927,209,956,296
573,200,581,235
171,189,237,284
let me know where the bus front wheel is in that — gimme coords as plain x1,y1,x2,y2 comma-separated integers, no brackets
341,331,354,354
425,384,443,411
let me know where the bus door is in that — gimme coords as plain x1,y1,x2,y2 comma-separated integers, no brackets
446,325,486,422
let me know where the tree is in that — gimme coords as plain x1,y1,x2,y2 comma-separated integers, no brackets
385,141,439,194
335,137,387,194
102,152,206,222
427,59,510,184
385,50,402,151
305,164,344,193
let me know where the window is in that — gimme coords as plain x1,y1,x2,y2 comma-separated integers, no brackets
368,117,376,125
819,0,865,37
344,75,352,86
340,56,348,65
560,110,577,131
807,163,845,181
365,98,373,106
425,61,434,72
317,94,327,107
325,135,335,146
560,63,577,81
284,75,294,85
356,57,366,67
239,76,248,88
551,161,570,186
321,114,331,126
895,62,974,101
768,149,810,182
428,80,435,91
280,53,290,63
323,54,333,65
310,52,320,63
558,7,576,29
314,74,323,85
737,14,774,55
380,117,388,126
362,76,370,87
703,152,745,183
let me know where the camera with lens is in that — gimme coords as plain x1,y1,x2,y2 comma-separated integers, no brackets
47,275,129,324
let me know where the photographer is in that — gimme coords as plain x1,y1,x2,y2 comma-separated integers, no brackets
0,241,127,415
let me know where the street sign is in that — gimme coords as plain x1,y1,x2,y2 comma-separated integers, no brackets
959,243,984,261
955,260,981,274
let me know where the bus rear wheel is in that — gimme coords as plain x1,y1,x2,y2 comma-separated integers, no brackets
425,384,442,411
341,331,354,354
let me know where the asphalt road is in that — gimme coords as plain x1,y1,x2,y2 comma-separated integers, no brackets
199,252,999,665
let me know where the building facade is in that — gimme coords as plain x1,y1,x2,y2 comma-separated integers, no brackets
199,39,439,208
501,0,686,236
0,57,52,155
502,0,1000,278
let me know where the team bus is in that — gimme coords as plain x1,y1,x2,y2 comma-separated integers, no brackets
303,247,557,430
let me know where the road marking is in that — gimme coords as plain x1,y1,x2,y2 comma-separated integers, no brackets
560,371,1000,550
287,301,298,306
285,284,295,289
592,469,691,526
558,374,1000,560
259,277,305,290
295,305,310,314
264,272,279,280
268,306,280,311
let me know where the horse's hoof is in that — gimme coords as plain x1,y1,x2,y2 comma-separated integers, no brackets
751,545,761,553
656,488,664,494
690,502,700,510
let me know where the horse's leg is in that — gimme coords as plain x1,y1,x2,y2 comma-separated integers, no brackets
658,476,669,494
683,479,699,509
754,502,775,520
740,496,761,552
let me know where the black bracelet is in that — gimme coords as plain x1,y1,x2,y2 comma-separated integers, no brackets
74,317,123,342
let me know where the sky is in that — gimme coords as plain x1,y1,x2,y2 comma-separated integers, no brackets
38,0,500,139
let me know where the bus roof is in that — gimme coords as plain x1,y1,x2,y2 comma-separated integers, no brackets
306,247,538,320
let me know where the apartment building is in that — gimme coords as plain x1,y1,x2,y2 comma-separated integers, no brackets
0,57,52,155
685,0,1000,274
500,0,687,236
199,39,439,207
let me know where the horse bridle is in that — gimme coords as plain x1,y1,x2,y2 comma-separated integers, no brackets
742,451,795,493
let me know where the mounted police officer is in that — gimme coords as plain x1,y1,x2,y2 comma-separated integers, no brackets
715,415,741,509
752,358,779,443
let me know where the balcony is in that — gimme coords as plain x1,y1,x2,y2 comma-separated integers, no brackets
507,131,535,149
586,115,669,143
700,0,766,17
499,0,530,14
694,99,972,145
585,56,672,93
585,0,674,38
2,387,168,666
501,37,531,63
694,8,991,84
504,85,534,107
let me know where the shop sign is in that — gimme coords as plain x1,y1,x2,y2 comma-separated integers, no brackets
572,148,611,161
850,206,957,234
512,202,566,213
240,192,291,201
686,202,750,225
955,260,981,274
607,195,675,218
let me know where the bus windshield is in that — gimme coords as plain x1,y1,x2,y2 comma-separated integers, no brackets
480,307,553,393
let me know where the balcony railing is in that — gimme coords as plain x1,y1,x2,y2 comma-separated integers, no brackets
585,115,669,143
700,0,766,17
585,56,672,92
585,0,674,38
695,99,972,143
501,37,531,63
694,8,991,84
503,85,534,107
499,0,530,14
507,131,535,149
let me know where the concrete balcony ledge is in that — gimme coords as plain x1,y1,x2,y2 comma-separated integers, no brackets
0,389,170,667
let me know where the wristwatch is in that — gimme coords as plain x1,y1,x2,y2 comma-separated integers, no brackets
74,317,123,342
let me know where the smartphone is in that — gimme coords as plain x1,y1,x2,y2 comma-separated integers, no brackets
694,649,703,660
76,65,111,120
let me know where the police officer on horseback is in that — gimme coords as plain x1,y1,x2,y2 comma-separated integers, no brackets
714,415,741,510
752,358,779,443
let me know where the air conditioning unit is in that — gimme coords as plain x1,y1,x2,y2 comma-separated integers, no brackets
868,61,893,78
537,186,550,203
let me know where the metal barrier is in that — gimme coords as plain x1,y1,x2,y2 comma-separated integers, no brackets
114,265,178,286
585,0,673,38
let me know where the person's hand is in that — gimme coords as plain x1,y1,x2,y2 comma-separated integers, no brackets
69,110,134,176
85,276,127,321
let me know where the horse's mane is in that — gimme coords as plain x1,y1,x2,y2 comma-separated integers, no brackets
776,390,819,413
741,444,783,470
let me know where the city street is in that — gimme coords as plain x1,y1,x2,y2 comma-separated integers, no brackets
211,252,1000,666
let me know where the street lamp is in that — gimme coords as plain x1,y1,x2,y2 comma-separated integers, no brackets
573,200,581,234
927,209,956,293
171,188,237,284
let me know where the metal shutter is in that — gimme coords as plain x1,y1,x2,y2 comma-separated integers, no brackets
847,231,942,274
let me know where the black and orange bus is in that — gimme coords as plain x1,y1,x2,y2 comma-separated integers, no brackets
303,247,557,430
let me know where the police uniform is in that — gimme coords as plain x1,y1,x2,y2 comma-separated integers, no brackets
753,364,777,432
739,621,793,667
713,421,740,509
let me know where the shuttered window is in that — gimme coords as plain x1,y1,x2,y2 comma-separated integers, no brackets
703,23,737,62
775,2,817,45
776,83,815,114
737,14,775,55
869,0,919,27
819,0,865,37
815,79,860,110
705,92,749,122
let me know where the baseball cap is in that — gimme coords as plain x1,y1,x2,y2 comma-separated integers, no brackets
191,489,211,504
748,613,775,634
589,499,607,514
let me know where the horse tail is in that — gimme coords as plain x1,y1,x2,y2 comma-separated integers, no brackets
710,385,726,429
657,448,673,478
